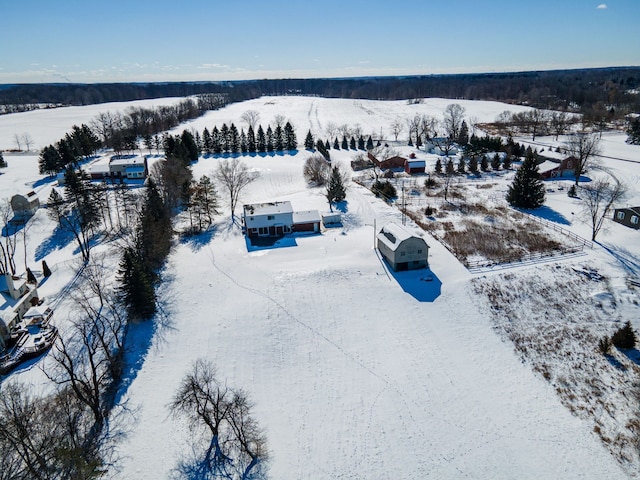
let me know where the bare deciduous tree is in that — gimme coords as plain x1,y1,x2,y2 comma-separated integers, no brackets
325,121,338,140
303,154,330,185
215,159,259,222
390,120,403,141
170,359,268,480
579,176,627,240
21,133,34,151
442,103,466,140
564,132,602,185
240,110,260,131
272,114,286,129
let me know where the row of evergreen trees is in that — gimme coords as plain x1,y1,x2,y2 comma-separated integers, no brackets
199,122,297,155
305,130,377,152
39,124,101,175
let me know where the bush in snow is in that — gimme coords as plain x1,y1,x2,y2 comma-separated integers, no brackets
612,321,637,350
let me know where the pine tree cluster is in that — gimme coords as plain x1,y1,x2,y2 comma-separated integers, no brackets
39,124,100,175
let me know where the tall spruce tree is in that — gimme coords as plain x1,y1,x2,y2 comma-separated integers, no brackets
117,247,157,320
256,125,266,153
284,121,297,151
304,130,315,150
506,152,545,208
325,166,347,212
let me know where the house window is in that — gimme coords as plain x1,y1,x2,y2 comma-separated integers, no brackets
267,215,275,220
401,252,406,256
258,227,268,235
632,216,639,225
417,249,422,254
617,212,625,220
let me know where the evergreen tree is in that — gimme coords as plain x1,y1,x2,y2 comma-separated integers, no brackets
503,155,513,170
457,120,469,145
211,126,222,154
220,124,230,153
506,151,545,208
626,117,640,145
445,159,455,175
457,158,466,174
247,126,256,153
228,124,239,153
256,125,266,153
26,268,37,284
42,260,52,277
325,166,347,211
139,179,172,270
304,130,315,150
349,136,356,150
341,136,348,150
284,121,297,151
181,130,199,162
434,158,442,174
612,321,637,349
266,125,274,152
491,153,501,171
39,145,62,175
202,127,212,154
480,155,489,172
239,130,248,154
117,247,157,320
366,136,374,150
0,151,5,168
357,136,365,150
468,156,478,174
325,139,331,150
333,137,340,150
274,124,284,151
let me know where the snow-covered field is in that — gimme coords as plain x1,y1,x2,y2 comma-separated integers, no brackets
1,96,639,479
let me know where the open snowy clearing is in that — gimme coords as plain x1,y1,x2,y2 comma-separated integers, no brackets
0,96,639,478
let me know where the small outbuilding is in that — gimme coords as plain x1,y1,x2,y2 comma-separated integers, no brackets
10,191,40,219
613,206,640,230
376,222,429,271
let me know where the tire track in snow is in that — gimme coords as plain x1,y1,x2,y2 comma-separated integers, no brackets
206,245,472,477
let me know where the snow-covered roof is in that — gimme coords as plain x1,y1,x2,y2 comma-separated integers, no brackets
23,305,51,319
89,164,111,174
110,156,146,167
244,201,293,216
538,160,560,173
377,222,426,251
293,210,321,223
406,160,426,167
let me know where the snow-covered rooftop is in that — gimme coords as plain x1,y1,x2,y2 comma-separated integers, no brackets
243,201,293,216
292,210,321,223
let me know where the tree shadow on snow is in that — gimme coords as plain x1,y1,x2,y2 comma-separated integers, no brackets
34,224,76,260
620,348,640,367
522,205,571,225
180,227,217,252
32,175,57,189
597,242,640,277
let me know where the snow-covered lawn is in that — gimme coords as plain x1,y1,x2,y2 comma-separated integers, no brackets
1,96,639,479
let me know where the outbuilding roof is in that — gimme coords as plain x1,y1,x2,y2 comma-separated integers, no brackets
377,223,426,251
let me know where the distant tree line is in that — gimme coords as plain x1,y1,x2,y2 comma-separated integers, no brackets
2,67,639,119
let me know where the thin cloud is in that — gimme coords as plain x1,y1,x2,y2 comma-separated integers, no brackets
597,4,607,9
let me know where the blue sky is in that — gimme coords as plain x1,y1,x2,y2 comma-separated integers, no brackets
1,0,639,83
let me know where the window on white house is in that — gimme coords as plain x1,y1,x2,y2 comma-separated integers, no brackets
417,249,422,254
267,215,275,220
617,212,625,220
401,252,406,256
632,216,639,225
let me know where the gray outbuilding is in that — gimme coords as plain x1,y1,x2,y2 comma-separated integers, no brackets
376,222,429,271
